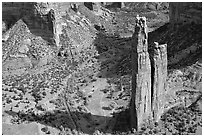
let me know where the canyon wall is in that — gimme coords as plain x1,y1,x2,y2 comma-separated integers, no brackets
169,2,202,25
2,2,55,44
2,2,86,45
2,2,105,76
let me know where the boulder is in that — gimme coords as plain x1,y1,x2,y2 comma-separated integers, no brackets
18,39,31,54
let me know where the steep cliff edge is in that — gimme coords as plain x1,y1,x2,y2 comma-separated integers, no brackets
130,16,168,130
151,42,168,121
148,2,201,68
2,2,202,135
130,16,152,129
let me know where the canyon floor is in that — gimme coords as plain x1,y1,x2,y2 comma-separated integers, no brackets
2,4,202,135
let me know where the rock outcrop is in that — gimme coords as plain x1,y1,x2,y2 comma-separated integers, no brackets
130,16,168,130
2,19,54,75
2,2,114,77
169,2,202,26
130,16,152,130
151,42,168,121
2,2,55,44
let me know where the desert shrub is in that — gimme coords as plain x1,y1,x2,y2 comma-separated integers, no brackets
138,105,202,135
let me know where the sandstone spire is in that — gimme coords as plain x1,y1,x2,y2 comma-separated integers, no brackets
130,16,152,130
130,16,168,131
151,42,168,121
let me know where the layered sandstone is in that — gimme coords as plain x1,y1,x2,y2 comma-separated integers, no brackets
2,2,55,44
2,19,54,74
130,16,168,130
130,16,152,130
151,42,168,121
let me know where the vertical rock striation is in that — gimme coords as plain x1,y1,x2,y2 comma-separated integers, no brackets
130,16,152,130
130,16,168,130
151,42,168,121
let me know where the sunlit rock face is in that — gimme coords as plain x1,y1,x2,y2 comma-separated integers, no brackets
151,42,168,121
2,19,54,76
130,16,168,130
130,16,152,130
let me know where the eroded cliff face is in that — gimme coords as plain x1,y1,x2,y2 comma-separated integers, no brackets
130,2,201,130
169,2,202,26
151,42,168,121
2,2,107,134
149,2,202,67
2,2,58,44
2,2,201,134
2,2,111,73
130,16,168,130
2,19,54,77
2,2,96,45
130,16,152,130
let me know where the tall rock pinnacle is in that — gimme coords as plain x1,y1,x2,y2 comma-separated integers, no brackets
151,42,168,121
130,16,152,130
130,16,168,131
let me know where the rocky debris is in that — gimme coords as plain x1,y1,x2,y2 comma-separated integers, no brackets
2,2,114,135
3,2,57,44
169,2,202,27
2,19,54,74
18,39,31,54
151,42,168,121
130,16,152,130
2,29,11,42
165,61,202,112
2,21,7,33
2,62,74,134
2,2,202,135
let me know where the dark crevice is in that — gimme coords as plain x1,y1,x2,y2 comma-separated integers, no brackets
150,51,155,118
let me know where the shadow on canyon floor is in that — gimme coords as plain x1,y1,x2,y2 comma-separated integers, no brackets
148,23,202,70
5,108,131,134
93,23,202,80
